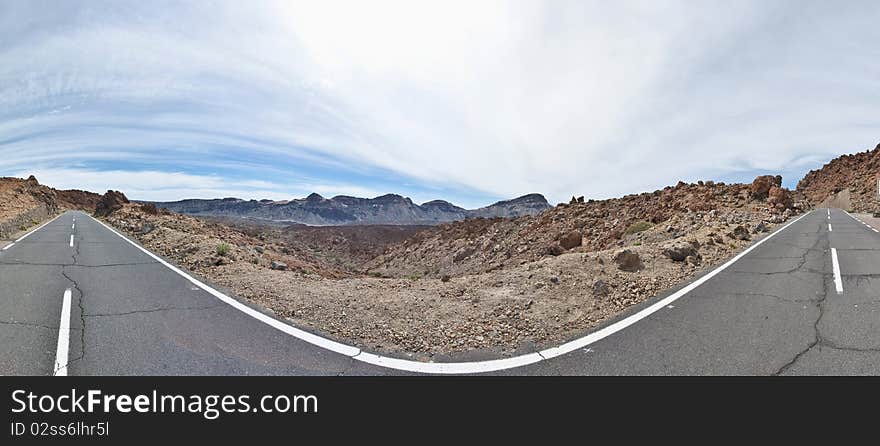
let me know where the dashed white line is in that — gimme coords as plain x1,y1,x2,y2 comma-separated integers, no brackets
69,234,74,247
828,223,832,232
53,289,72,376
831,248,843,294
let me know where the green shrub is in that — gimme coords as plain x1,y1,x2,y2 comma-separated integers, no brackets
624,221,653,235
216,243,231,257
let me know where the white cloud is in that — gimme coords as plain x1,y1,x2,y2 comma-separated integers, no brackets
2,1,879,204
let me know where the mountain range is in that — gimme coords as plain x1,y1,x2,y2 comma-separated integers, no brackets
148,193,551,226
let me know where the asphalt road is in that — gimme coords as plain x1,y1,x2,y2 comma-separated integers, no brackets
1,208,878,375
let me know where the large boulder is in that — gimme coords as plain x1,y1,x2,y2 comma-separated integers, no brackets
559,230,583,250
750,175,782,199
767,186,793,210
662,240,699,262
730,225,751,241
613,249,644,272
94,190,130,217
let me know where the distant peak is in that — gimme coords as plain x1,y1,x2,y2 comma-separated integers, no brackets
305,192,324,201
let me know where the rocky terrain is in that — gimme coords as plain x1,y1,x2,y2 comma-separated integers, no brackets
150,192,550,226
367,177,802,279
99,175,805,358
0,176,101,240
797,142,880,212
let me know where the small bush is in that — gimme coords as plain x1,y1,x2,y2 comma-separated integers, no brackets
216,243,231,257
624,221,653,235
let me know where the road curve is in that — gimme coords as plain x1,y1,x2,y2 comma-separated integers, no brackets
1,208,879,375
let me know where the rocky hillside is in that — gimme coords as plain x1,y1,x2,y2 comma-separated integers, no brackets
0,176,60,238
0,176,102,239
797,142,880,212
56,188,103,211
150,192,551,226
366,176,804,279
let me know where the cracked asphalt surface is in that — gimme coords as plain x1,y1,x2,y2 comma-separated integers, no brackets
0,211,395,375
2,208,878,375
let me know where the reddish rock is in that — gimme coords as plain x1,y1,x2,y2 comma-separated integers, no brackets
94,190,130,217
750,175,782,199
767,186,793,210
559,230,582,250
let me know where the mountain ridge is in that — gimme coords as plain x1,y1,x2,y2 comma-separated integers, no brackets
147,192,551,226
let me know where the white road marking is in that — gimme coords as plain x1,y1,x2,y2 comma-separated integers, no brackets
831,248,843,294
1,242,13,251
828,224,832,232
87,215,360,358
843,210,880,233
72,223,75,230
53,289,72,376
89,211,810,374
69,234,74,247
15,213,64,243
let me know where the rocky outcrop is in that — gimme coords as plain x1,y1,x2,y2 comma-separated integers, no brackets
0,176,61,238
56,189,102,211
150,193,551,226
94,190,130,217
797,142,880,212
767,186,792,210
750,175,782,199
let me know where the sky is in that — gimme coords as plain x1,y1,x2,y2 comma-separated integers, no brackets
1,1,879,208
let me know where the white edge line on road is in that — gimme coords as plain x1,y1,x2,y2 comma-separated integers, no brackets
843,210,880,233
53,289,72,376
87,214,360,358
89,211,809,374
831,248,843,294
14,213,64,243
3,213,64,251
